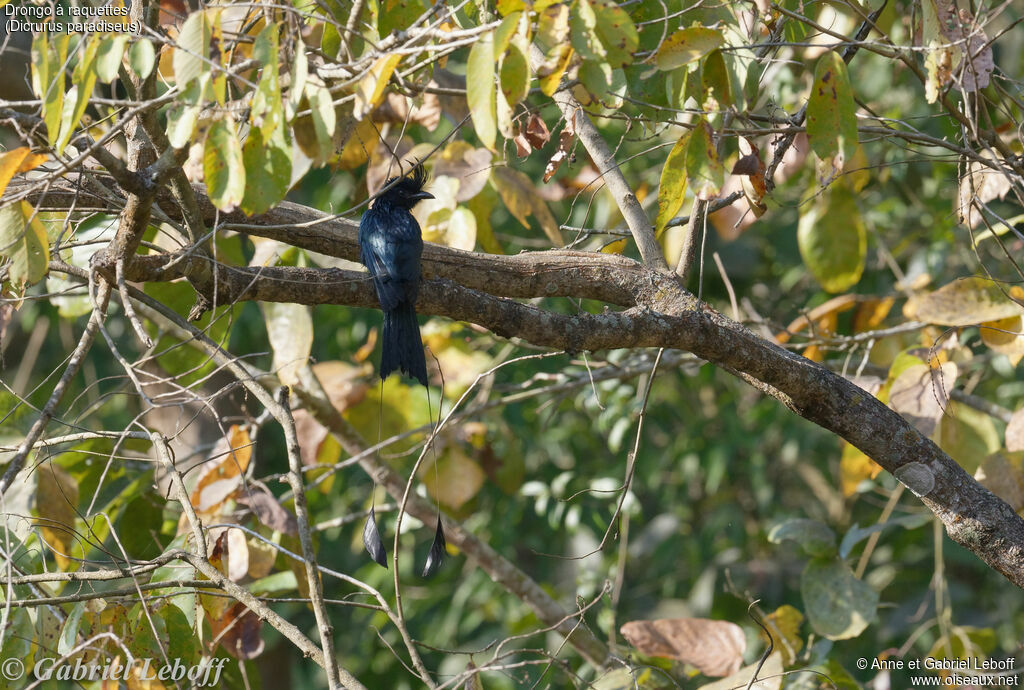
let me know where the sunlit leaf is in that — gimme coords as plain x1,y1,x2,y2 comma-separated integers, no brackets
806,51,858,175
0,201,49,288
685,119,723,200
128,38,156,79
905,277,1024,326
420,447,486,510
500,43,530,106
840,442,882,497
32,32,69,148
174,9,218,86
467,36,497,151
354,53,402,120
0,147,48,198
762,605,804,667
241,125,291,215
96,34,129,83
655,132,690,234
937,400,1000,473
204,119,246,211
701,49,733,110
655,26,723,71
56,34,100,153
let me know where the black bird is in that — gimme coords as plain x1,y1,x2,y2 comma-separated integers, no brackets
358,164,434,386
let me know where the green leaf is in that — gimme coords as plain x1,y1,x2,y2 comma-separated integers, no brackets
655,132,690,234
251,23,283,138
806,50,858,172
58,601,87,656
576,60,612,103
0,201,50,288
685,118,723,200
378,0,428,37
303,80,336,163
839,513,932,559
32,32,69,148
701,49,733,110
589,0,638,67
797,184,866,293
174,9,216,86
96,34,129,83
467,35,497,151
289,41,308,116
938,401,1001,473
56,35,100,154
570,0,605,62
128,38,155,79
801,558,878,640
494,11,523,56
166,91,203,149
120,493,165,559
496,0,525,16
768,518,837,558
241,125,292,216
203,120,246,211
500,43,530,106
655,26,723,71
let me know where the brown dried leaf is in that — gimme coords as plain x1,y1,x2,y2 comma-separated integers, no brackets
975,453,1024,512
513,133,531,158
889,362,958,437
189,425,252,516
523,113,551,149
957,156,1013,227
432,142,492,202
619,618,745,677
209,601,265,660
543,119,576,183
238,489,298,535
1006,408,1024,453
373,90,442,131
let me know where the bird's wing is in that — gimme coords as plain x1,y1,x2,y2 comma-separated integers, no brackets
359,212,402,312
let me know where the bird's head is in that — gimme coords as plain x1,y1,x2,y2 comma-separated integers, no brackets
380,164,434,209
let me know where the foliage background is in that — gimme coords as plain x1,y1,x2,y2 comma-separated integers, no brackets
1,0,1024,687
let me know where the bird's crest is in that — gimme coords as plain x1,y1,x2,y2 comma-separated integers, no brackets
383,162,428,195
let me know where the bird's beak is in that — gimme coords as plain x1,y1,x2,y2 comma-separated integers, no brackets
412,191,435,201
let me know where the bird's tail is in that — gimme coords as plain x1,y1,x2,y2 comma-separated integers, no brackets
381,303,427,386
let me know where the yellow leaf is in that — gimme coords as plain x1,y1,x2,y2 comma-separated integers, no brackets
420,447,486,510
354,53,402,120
655,133,690,234
0,147,47,198
762,605,804,666
853,296,894,332
840,442,882,496
980,316,1024,365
